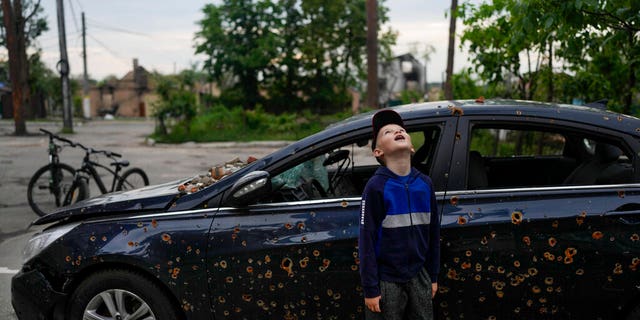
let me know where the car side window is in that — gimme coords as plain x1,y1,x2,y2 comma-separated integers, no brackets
410,126,442,176
266,124,444,203
268,141,375,202
467,125,634,189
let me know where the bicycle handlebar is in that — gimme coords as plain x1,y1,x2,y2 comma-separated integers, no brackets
40,128,74,146
74,142,122,159
39,128,122,159
94,149,122,158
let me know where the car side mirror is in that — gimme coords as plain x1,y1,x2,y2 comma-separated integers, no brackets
225,170,271,207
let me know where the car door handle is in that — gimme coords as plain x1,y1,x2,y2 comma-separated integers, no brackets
609,204,640,225
618,216,640,225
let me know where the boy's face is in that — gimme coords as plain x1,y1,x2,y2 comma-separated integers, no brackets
373,124,414,160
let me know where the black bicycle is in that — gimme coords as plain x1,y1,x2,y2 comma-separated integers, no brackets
27,129,149,217
70,140,149,199
27,129,86,216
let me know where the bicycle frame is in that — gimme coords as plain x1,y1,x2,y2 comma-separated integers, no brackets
46,133,65,207
77,155,124,194
48,137,60,165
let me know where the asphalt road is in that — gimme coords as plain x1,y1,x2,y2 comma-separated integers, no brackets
0,118,286,319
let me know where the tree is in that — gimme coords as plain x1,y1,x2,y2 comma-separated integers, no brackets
151,72,198,136
554,0,640,114
451,69,483,99
27,52,56,117
195,0,395,113
292,0,386,113
196,0,280,110
1,0,46,134
459,0,550,100
0,0,46,48
459,0,640,114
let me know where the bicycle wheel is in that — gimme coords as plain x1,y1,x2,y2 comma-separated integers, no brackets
27,163,81,216
116,168,149,191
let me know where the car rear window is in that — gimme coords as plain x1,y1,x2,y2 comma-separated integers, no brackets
467,125,634,189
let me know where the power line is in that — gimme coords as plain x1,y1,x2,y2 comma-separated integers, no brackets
86,18,151,38
72,0,84,12
87,33,130,67
39,31,82,44
66,0,81,36
72,33,83,59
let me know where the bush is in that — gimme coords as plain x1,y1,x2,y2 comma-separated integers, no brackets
152,104,347,143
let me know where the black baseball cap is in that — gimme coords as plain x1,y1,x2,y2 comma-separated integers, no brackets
371,109,405,151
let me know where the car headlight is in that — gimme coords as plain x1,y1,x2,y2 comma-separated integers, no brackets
23,222,80,263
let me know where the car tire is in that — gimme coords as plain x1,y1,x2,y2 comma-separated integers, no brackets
68,269,180,320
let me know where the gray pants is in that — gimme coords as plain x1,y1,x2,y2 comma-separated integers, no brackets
365,268,434,320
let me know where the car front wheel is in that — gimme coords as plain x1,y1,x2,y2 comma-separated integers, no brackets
68,269,180,320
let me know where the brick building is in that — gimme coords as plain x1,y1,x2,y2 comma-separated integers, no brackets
87,59,159,118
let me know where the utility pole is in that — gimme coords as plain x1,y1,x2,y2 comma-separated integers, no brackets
56,0,73,132
366,0,378,109
547,41,554,102
444,0,458,100
81,12,90,119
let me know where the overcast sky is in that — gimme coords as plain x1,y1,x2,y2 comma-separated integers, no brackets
30,0,471,83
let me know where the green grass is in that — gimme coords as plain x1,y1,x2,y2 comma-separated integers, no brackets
151,105,352,143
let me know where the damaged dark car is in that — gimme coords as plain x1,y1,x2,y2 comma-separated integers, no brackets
12,100,640,320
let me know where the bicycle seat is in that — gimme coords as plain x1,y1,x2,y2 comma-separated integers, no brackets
110,160,130,167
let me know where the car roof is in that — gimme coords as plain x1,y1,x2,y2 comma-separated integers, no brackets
252,98,640,176
328,99,640,137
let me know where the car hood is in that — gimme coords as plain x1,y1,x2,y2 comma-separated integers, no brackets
33,178,188,225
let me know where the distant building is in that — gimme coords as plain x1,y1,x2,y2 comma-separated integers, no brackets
87,59,159,118
378,53,426,106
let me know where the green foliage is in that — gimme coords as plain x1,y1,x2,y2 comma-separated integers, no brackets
24,53,80,117
459,0,640,115
152,104,348,143
459,0,548,100
470,128,565,157
194,0,395,113
452,70,484,99
27,53,56,95
72,94,82,117
399,90,423,104
150,64,356,143
0,0,48,48
545,0,640,113
156,1,398,142
152,72,199,136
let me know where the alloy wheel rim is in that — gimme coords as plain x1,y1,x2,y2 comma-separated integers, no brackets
83,289,155,320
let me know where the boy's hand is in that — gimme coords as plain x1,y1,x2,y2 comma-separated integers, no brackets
365,296,381,313
432,282,438,298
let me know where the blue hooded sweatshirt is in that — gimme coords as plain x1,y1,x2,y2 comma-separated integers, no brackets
358,166,440,298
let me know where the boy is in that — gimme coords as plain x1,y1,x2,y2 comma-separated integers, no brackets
358,109,440,320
